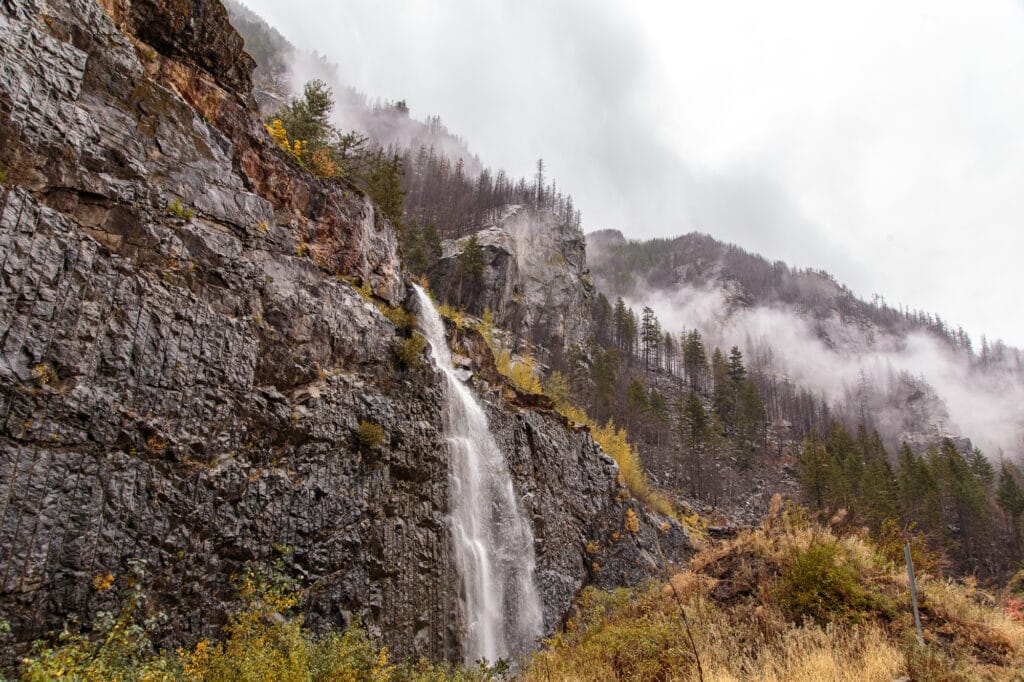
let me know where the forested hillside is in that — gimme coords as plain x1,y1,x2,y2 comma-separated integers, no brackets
582,229,1024,580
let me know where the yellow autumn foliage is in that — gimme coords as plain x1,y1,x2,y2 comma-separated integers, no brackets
265,119,311,167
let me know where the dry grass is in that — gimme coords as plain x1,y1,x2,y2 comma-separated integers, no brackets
524,502,1024,682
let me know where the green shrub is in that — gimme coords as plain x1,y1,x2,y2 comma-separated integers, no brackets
382,306,416,335
396,333,427,368
356,421,385,450
168,198,195,219
774,538,872,624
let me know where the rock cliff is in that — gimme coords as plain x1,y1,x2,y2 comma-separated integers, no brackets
0,0,686,669
430,205,594,357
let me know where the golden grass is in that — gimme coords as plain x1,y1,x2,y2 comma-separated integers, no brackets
524,508,1024,682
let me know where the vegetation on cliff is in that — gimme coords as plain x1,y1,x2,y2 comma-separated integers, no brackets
18,563,500,682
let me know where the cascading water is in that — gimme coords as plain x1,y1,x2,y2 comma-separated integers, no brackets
412,285,543,664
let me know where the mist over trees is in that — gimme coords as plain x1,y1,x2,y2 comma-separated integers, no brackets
587,229,1020,366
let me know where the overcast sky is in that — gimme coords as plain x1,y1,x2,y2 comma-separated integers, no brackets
242,0,1024,347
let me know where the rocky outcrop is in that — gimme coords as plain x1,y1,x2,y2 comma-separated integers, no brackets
430,205,594,356
0,0,687,670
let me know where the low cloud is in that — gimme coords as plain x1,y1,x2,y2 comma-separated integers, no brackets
627,282,1024,459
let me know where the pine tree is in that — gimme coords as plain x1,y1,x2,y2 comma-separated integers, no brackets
626,377,649,435
826,422,862,508
897,444,944,538
365,150,404,227
968,448,995,493
662,331,676,375
640,307,660,372
648,388,669,446
455,234,485,307
997,461,1024,547
734,380,765,470
592,293,614,348
682,330,707,392
613,298,628,351
931,440,992,568
677,391,708,498
797,433,832,509
589,347,620,422
272,79,337,154
727,346,746,384
858,428,899,529
711,348,734,433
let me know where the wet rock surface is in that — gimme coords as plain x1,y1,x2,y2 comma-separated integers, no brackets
0,0,688,670
430,205,595,356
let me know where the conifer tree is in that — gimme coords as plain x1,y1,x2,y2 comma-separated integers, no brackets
641,307,661,372
997,461,1024,546
455,233,485,307
897,444,945,537
798,433,832,509
682,330,707,391
626,377,649,435
648,387,669,446
663,331,676,375
711,348,734,433
727,346,746,384
677,391,709,498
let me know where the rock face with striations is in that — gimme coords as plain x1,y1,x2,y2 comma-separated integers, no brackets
0,0,687,670
430,205,595,356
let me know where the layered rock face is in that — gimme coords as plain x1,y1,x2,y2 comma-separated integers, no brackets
431,205,594,356
0,0,687,669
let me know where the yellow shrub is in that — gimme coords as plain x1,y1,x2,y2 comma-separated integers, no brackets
624,509,640,535
267,119,290,153
493,347,511,376
437,302,465,328
381,305,416,335
396,334,427,368
291,139,308,164
508,354,542,394
356,421,386,450
310,148,337,178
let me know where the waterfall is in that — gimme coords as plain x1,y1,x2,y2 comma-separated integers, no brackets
412,285,543,664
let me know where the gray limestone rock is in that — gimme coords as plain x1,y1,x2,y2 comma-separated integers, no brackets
430,205,595,357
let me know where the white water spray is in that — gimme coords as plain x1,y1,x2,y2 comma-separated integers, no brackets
412,285,543,664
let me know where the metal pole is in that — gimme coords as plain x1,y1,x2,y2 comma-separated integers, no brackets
905,542,924,646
